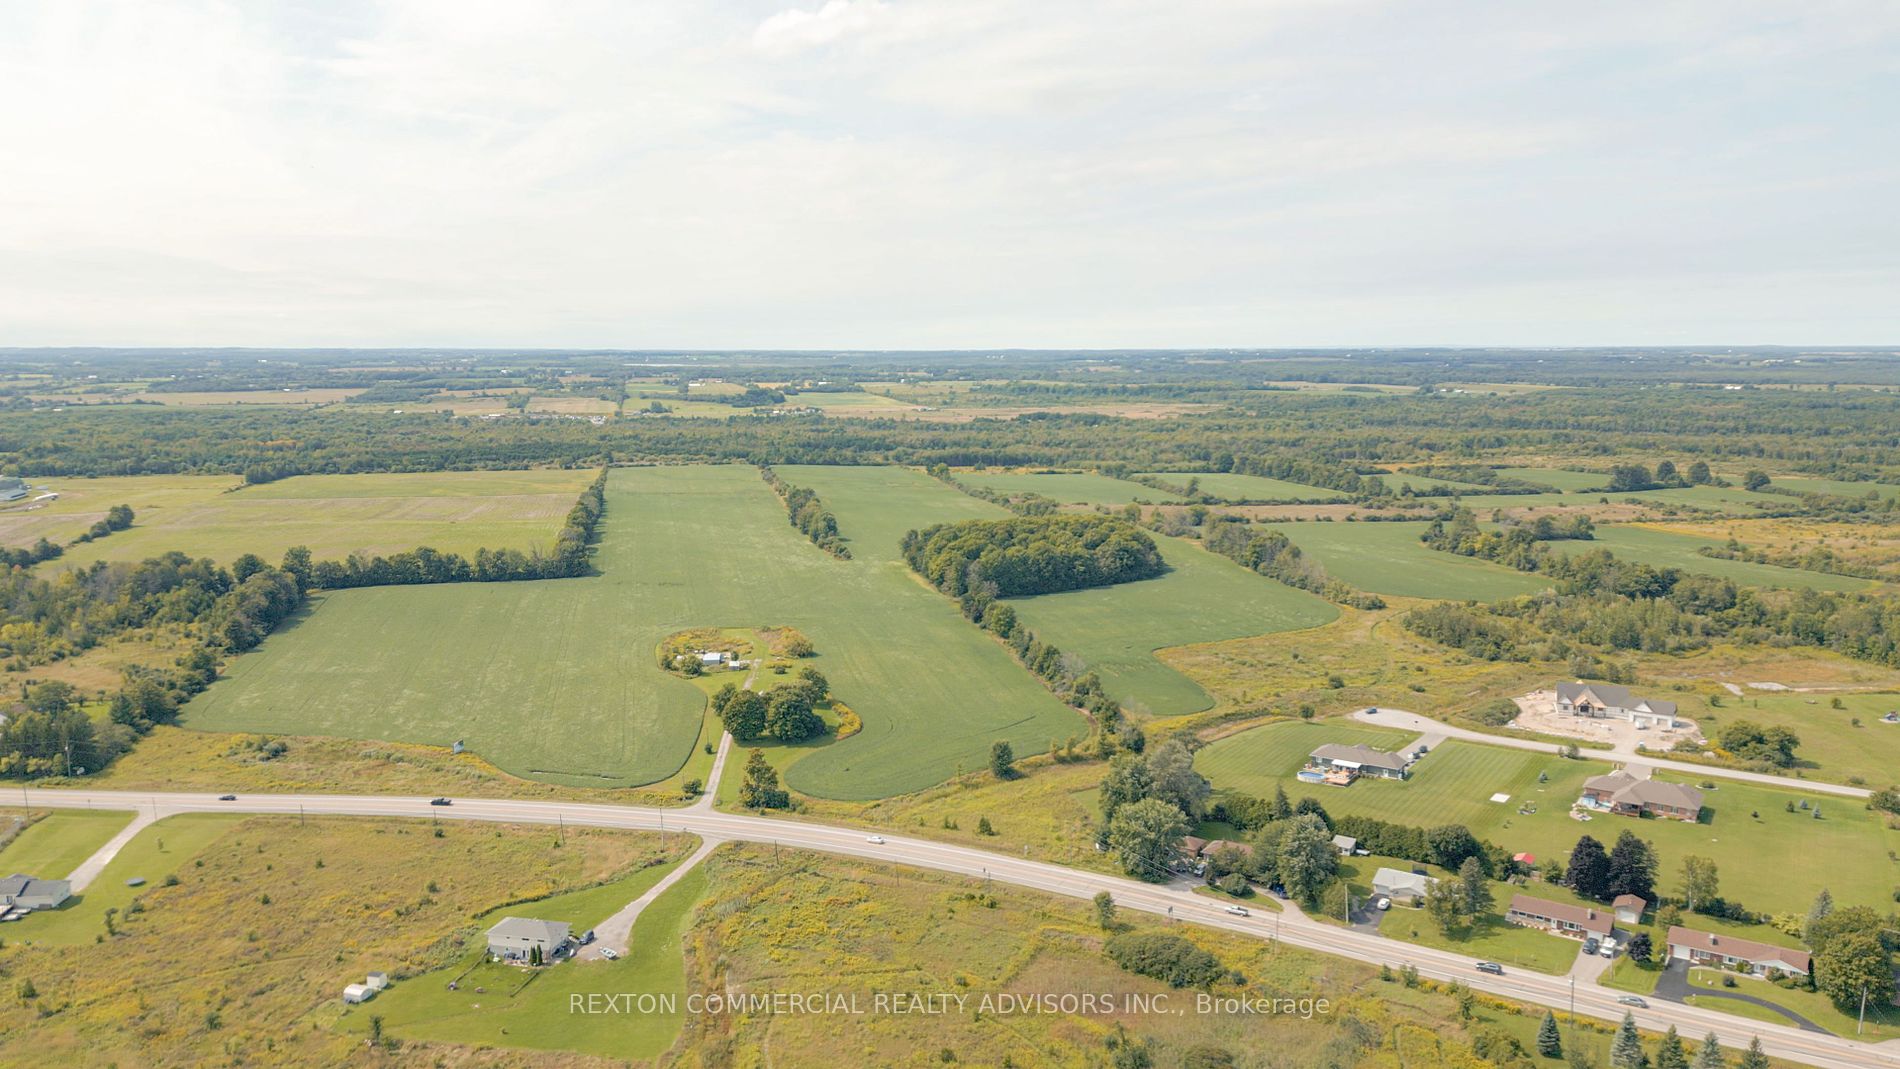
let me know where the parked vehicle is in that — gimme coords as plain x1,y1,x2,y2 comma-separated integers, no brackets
1375,897,1392,911
1582,938,1600,956
1475,962,1504,975
1600,937,1618,958
600,948,618,960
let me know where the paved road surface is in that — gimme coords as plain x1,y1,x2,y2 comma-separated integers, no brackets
577,836,722,959
24,787,1896,1069
1353,708,1871,799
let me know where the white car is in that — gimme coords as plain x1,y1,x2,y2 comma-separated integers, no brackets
1224,905,1250,917
1375,897,1391,911
599,948,619,960
866,835,886,845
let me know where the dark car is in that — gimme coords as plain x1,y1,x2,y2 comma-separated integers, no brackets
1475,962,1505,975
1582,938,1601,956
217,794,237,801
429,797,452,806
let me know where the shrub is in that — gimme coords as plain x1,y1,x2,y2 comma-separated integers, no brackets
1104,932,1224,988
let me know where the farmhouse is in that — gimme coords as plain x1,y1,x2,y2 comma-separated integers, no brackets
1371,868,1436,905
1667,926,1812,979
1555,682,1680,729
1304,743,1412,785
0,874,72,918
1505,894,1613,940
1578,770,1703,821
0,477,27,502
486,917,572,963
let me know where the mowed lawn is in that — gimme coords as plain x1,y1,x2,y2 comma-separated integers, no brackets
1002,537,1338,716
10,470,596,568
953,469,1183,505
1262,522,1550,601
1135,472,1347,502
187,465,1079,798
0,809,135,878
1197,721,1900,914
1568,525,1870,591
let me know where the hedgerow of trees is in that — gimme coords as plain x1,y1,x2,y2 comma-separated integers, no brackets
901,515,1164,598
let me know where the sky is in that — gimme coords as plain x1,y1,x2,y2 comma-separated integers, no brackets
1,0,1896,348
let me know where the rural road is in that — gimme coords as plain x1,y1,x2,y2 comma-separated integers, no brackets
23,787,1897,1069
1352,708,1874,799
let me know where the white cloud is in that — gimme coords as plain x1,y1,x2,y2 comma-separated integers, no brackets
0,0,1895,346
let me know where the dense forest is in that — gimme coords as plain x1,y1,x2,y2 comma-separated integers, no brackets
901,516,1165,598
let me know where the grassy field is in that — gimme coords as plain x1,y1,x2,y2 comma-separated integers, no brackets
1370,469,1489,493
1693,690,1900,785
1135,471,1348,502
1769,475,1900,501
1377,900,1580,974
185,465,1079,798
357,846,705,1059
0,809,134,878
1575,525,1871,591
1003,536,1337,717
1263,521,1552,600
1195,721,1900,914
954,469,1184,504
0,815,680,1066
4,469,596,567
3,813,247,944
1682,967,1900,1039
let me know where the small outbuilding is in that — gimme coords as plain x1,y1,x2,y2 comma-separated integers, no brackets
1612,894,1648,925
1331,834,1358,856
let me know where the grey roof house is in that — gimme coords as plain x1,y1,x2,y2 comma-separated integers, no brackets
0,873,72,915
1371,868,1436,904
1307,742,1413,782
486,917,572,963
1579,770,1703,821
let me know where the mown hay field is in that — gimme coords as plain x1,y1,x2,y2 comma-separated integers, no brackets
185,465,1080,798
1262,521,1551,600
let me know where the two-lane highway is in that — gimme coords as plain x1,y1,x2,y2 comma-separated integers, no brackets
23,787,1898,1069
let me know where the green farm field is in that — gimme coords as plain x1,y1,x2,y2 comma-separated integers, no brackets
184,465,1079,798
1136,471,1348,502
953,469,1183,504
1570,525,1870,591
1196,721,1900,914
1369,469,1488,493
1003,537,1337,716
5,470,597,568
0,809,134,879
1768,475,1900,500
1263,521,1551,600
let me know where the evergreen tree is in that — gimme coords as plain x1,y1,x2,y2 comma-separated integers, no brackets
1567,835,1612,900
1692,1033,1726,1069
1271,784,1293,820
1605,831,1658,901
1735,1038,1768,1069
1804,888,1833,941
990,740,1016,780
1610,1012,1648,1069
1459,855,1493,915
1536,1010,1563,1058
1654,1026,1688,1069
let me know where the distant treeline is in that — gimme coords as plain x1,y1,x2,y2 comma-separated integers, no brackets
901,515,1164,598
1200,519,1385,610
760,468,850,559
15,384,1900,483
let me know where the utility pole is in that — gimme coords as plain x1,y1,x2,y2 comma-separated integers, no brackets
1860,983,1869,1035
558,813,565,844
299,804,305,827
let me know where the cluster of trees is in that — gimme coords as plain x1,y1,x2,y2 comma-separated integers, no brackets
1408,538,1900,677
0,645,219,778
1421,857,1497,936
1804,892,1898,1011
1419,509,1592,573
1201,519,1384,609
1565,831,1657,903
901,515,1164,598
1208,786,1508,878
759,469,849,558
1103,932,1225,988
74,504,135,543
712,669,831,743
1605,459,1713,492
0,537,62,570
737,749,790,809
956,596,1143,754
1099,741,1211,881
1714,721,1801,767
